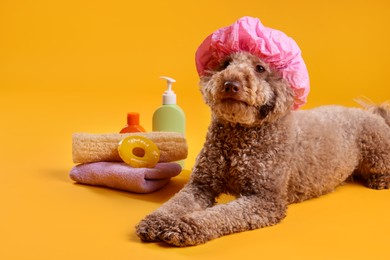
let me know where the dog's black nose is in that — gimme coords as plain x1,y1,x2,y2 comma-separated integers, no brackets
224,81,241,93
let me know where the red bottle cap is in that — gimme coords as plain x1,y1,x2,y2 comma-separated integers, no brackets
127,112,140,125
120,112,146,133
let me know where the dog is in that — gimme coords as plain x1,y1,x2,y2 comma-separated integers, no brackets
135,51,390,246
136,16,390,246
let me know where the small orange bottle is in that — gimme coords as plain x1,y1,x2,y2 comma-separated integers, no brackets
120,112,146,133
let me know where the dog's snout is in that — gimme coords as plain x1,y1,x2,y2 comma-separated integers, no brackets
224,81,241,93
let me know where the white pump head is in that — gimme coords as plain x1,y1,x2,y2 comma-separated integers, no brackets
160,76,177,105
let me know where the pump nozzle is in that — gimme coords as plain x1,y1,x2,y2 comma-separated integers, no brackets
160,76,176,91
160,76,177,105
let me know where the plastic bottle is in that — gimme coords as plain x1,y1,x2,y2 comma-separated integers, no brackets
153,76,186,167
152,76,185,135
120,112,146,133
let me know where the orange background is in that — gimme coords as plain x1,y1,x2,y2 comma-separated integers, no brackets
1,0,390,259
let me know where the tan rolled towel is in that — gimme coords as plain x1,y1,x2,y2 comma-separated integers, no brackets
72,132,188,164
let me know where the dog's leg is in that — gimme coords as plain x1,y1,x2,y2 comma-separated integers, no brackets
136,145,228,243
135,183,217,242
158,193,287,246
361,173,390,189
356,117,390,189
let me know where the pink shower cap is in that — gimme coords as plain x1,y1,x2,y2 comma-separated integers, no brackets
195,16,310,110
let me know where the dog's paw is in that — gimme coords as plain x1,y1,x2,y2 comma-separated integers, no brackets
135,213,176,242
364,173,390,190
135,220,160,242
159,216,210,247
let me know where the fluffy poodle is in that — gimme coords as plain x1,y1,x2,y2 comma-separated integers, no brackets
136,18,390,247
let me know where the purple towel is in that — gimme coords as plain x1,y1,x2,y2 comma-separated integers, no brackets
69,162,182,193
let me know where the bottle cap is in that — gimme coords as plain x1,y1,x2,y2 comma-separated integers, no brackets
127,112,140,125
160,76,176,105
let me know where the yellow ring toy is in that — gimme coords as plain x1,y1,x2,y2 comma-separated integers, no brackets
118,136,160,168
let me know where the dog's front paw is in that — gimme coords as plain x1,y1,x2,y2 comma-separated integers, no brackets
159,216,210,247
135,213,176,242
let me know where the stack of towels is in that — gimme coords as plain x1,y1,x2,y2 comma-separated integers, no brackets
69,132,187,193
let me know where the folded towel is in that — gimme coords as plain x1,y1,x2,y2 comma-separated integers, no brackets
69,162,182,193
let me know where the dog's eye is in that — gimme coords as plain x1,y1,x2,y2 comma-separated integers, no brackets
256,65,265,73
221,60,231,69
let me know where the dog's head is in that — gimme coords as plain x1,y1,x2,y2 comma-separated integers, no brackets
199,51,294,126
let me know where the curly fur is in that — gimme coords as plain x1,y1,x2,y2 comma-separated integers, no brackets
136,52,390,246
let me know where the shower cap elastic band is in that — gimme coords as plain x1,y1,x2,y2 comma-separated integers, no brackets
195,16,310,110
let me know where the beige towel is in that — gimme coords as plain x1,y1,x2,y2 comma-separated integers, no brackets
72,132,188,164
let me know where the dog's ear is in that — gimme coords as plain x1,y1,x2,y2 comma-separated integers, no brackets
199,74,214,90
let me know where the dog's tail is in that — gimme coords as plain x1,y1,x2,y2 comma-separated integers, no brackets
355,97,390,126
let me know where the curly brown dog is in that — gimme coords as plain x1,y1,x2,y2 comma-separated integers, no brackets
136,51,390,247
